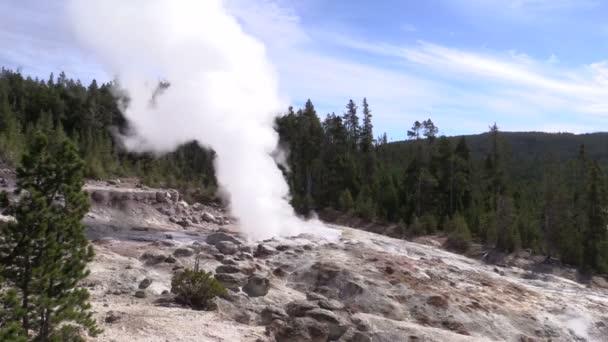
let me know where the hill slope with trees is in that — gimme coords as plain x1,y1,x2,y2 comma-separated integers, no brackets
1,68,607,273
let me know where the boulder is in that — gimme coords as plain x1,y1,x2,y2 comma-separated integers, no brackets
90,191,109,204
319,298,345,311
206,232,242,246
140,251,168,265
211,297,253,325
215,273,248,291
156,191,169,203
164,256,177,264
202,212,217,223
243,275,270,297
134,290,147,298
221,258,238,266
176,218,192,228
287,300,318,317
173,247,195,258
339,329,372,342
254,244,277,258
273,267,288,278
217,241,238,255
239,245,253,253
276,245,290,252
216,265,242,274
138,278,152,289
261,305,289,325
276,317,330,342
105,311,124,324
306,292,328,301
306,308,347,340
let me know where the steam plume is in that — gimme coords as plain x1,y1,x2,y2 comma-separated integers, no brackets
68,0,333,240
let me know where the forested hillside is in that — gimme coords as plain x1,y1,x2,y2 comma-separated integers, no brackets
276,101,608,274
1,68,607,273
0,68,217,200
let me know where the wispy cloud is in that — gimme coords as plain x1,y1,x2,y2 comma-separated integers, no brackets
228,0,608,135
2,0,606,136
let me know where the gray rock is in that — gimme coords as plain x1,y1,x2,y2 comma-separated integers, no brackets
239,245,253,253
276,245,290,251
202,212,217,223
134,290,147,298
215,273,248,291
105,311,124,324
138,278,152,289
176,218,192,228
319,298,345,311
261,305,289,325
306,308,346,340
243,275,270,297
221,258,238,266
164,256,177,264
286,300,318,317
211,297,253,324
254,244,276,258
217,241,238,255
276,317,329,342
339,328,372,342
306,292,328,302
140,251,168,265
216,265,242,274
240,252,254,260
206,232,242,246
156,191,170,203
173,247,195,258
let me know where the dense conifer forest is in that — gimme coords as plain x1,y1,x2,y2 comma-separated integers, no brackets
1,68,607,273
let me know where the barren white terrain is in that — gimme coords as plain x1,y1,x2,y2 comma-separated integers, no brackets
80,181,608,342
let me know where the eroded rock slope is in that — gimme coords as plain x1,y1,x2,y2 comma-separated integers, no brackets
82,182,608,342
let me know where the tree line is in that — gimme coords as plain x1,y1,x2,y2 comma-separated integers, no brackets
0,68,217,202
277,99,608,274
0,68,606,273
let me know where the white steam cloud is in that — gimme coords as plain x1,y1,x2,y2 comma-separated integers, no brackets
68,0,334,241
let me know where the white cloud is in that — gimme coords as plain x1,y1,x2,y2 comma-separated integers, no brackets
226,0,608,135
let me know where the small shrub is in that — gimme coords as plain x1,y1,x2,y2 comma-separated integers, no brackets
446,213,472,253
420,214,438,234
171,257,227,310
338,189,354,212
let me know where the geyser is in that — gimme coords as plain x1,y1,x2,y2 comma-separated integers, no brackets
68,0,332,240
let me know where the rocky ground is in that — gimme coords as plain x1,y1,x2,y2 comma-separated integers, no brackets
1,171,605,342
74,181,608,342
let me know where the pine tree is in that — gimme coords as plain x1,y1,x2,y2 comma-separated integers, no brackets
358,98,377,189
584,162,608,272
338,189,354,212
343,99,359,151
359,98,373,153
0,133,99,340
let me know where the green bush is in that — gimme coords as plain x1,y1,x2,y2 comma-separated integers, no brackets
171,258,227,310
420,214,438,234
338,189,354,212
446,213,472,253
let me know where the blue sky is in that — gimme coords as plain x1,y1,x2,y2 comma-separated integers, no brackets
2,0,608,139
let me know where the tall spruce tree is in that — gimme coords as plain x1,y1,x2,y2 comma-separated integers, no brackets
0,132,99,340
343,99,359,151
584,162,608,272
